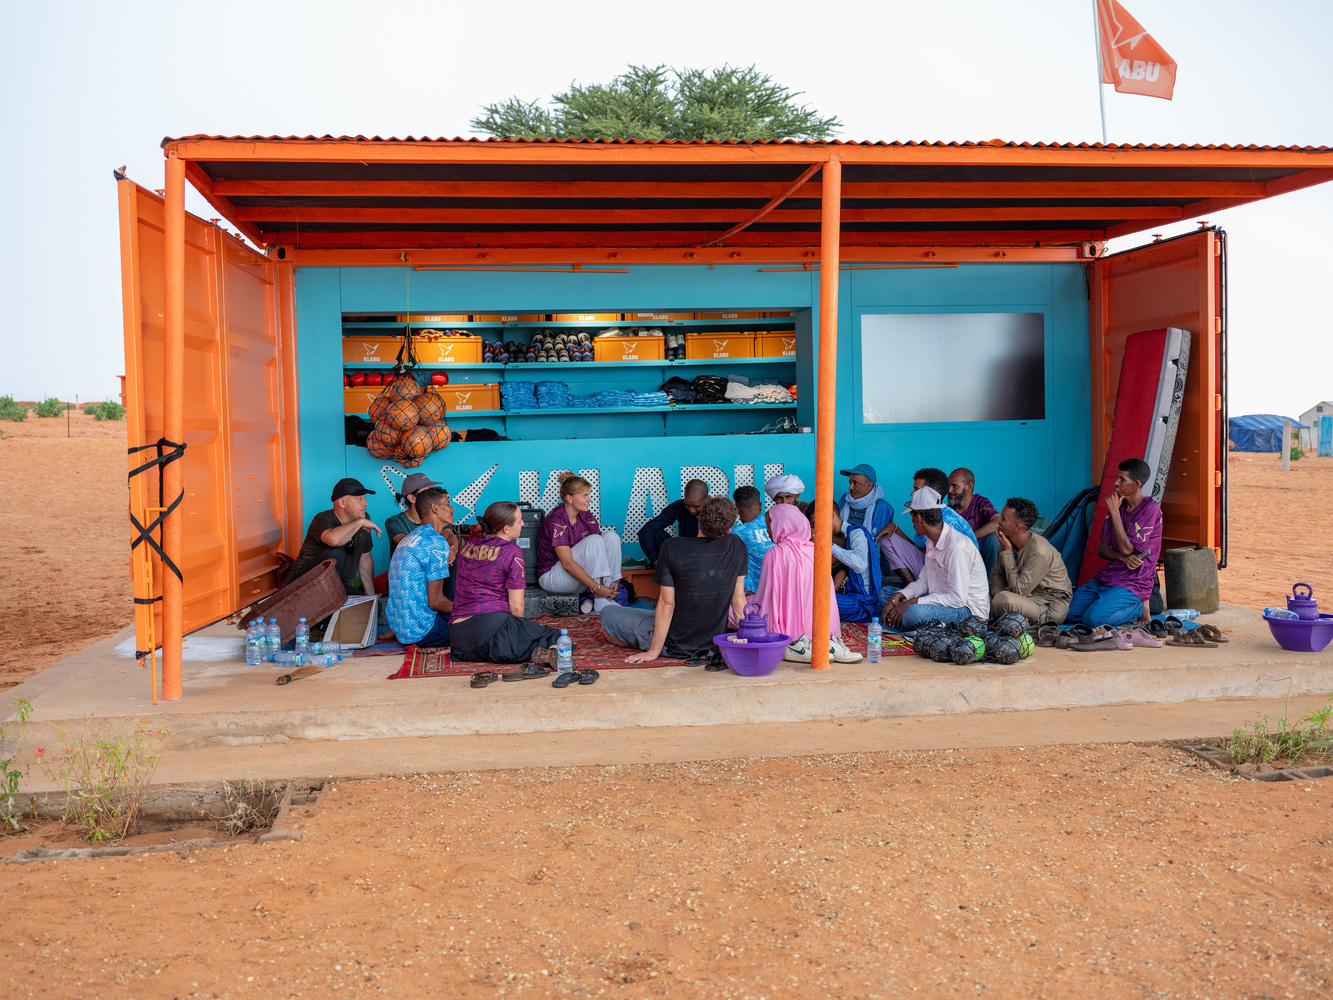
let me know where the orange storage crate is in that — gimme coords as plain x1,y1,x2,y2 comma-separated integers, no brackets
472,313,543,323
553,312,620,322
694,310,764,320
344,387,381,414
765,310,797,319
624,311,693,322
593,335,665,362
412,336,484,364
397,313,469,323
755,332,797,358
342,336,404,364
430,383,500,413
684,332,755,360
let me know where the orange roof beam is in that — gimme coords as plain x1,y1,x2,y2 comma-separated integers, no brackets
210,179,1271,201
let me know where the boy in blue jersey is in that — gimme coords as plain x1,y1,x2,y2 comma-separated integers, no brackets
730,485,773,593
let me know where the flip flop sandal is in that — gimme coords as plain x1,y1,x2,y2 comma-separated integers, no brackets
470,671,498,688
503,663,552,681
1068,623,1093,637
551,671,577,688
1196,624,1230,643
576,669,600,685
1165,631,1217,648
1036,625,1060,648
1147,619,1168,638
1125,627,1164,648
1068,633,1123,652
1163,616,1185,634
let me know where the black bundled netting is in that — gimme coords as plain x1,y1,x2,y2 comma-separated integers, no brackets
659,376,696,403
691,375,730,404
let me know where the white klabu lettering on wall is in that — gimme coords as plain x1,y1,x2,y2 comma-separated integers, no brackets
519,468,601,520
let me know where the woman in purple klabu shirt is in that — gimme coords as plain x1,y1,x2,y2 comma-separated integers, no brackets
1066,457,1164,627
449,502,562,664
535,472,623,614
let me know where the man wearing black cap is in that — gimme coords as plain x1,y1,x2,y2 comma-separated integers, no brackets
284,478,383,594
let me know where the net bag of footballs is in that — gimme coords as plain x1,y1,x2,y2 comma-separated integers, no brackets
985,633,1023,665
364,374,451,468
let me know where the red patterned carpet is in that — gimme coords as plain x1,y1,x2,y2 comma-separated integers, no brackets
364,614,914,679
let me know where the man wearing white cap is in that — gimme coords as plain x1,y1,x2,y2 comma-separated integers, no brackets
883,486,989,630
763,473,805,505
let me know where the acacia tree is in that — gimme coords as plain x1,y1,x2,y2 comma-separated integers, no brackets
470,64,841,142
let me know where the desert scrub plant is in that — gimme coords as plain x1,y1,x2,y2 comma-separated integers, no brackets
40,716,169,843
84,400,125,421
1290,445,1305,462
2,698,33,832
32,396,65,418
1227,690,1333,766
196,777,284,837
0,395,28,421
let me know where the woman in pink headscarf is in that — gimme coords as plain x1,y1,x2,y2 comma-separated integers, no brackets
755,504,860,663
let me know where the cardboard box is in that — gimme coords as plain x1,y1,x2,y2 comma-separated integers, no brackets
342,336,404,364
593,335,665,362
684,332,755,360
325,595,380,649
755,332,797,358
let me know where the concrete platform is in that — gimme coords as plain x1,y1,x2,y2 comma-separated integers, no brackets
8,605,1331,764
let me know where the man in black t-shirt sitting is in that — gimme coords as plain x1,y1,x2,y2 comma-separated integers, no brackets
637,478,708,567
284,477,383,594
602,496,748,664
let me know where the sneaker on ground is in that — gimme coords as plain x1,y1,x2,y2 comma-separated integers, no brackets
830,633,863,663
784,635,813,662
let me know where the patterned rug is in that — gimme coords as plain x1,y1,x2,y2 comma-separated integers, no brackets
363,614,912,677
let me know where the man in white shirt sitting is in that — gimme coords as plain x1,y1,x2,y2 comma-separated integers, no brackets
883,487,990,630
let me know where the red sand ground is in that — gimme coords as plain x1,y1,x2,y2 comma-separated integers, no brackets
3,421,1332,998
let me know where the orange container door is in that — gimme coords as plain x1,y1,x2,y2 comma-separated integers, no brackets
1090,229,1226,563
118,179,295,654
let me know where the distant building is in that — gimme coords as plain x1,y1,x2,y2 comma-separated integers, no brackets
1299,400,1333,454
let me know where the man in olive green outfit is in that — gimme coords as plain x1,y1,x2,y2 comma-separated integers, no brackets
988,497,1072,625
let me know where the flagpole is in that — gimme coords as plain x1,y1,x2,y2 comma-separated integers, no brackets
1092,0,1108,143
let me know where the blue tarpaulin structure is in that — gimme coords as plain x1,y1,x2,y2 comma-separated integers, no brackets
1228,413,1308,452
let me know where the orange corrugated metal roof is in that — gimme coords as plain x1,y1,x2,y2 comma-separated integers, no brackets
162,134,1333,251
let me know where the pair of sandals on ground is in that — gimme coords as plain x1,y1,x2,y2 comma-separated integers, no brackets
1038,620,1228,651
469,645,601,688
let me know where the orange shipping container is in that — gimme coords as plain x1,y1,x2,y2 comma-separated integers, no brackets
342,336,404,364
755,332,797,358
593,335,665,362
685,332,755,360
431,383,500,413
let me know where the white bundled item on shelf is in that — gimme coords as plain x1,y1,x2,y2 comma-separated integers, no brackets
724,376,794,405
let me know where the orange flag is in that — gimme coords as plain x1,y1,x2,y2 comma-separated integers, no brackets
1096,0,1177,100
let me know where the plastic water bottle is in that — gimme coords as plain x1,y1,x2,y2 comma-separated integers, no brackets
867,617,883,663
556,629,573,679
310,640,342,656
266,618,282,662
295,617,310,657
245,619,264,665
299,653,344,668
1266,608,1299,620
273,650,303,666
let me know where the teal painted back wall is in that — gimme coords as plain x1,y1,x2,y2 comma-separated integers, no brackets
294,264,1090,572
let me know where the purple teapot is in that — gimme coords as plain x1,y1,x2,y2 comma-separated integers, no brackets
735,601,770,642
1287,583,1320,620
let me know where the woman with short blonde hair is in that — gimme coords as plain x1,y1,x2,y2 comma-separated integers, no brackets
535,472,623,613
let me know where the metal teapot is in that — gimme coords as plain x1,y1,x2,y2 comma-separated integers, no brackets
1287,583,1320,620
735,601,770,642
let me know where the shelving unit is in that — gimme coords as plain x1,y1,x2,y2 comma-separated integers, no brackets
341,310,800,441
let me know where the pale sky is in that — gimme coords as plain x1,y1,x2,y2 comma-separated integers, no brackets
2,0,1329,416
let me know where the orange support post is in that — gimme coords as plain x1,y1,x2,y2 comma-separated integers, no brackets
810,155,842,671
161,153,186,701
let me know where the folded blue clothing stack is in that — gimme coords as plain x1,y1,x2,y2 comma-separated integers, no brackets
630,391,669,407
582,390,636,408
500,381,538,411
535,381,571,409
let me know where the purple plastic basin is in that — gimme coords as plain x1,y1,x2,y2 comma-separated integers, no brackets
1264,612,1333,653
714,632,792,676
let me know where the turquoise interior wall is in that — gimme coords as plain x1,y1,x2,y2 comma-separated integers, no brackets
294,263,1089,573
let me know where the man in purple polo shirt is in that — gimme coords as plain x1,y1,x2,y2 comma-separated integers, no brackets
1066,457,1163,627
948,467,1002,576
